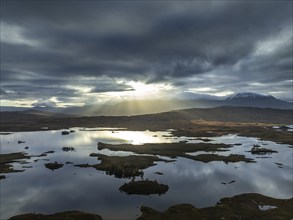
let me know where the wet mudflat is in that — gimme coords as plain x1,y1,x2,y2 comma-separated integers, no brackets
1,127,292,220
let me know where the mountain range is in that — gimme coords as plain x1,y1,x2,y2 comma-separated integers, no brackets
1,92,292,116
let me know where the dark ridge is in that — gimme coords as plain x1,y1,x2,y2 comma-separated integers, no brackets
0,106,292,132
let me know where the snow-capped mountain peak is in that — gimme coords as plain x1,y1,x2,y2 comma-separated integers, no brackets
226,92,272,100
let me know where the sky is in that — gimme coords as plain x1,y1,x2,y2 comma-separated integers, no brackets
0,0,292,107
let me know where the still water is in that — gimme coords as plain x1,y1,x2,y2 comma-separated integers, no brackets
1,128,292,220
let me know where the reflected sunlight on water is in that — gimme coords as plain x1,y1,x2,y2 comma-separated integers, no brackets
0,127,292,220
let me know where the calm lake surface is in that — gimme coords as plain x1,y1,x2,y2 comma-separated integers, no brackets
1,128,292,220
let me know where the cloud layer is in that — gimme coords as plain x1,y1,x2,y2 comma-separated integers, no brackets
1,1,292,106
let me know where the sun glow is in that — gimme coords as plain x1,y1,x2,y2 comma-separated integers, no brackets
126,81,171,99
130,81,158,92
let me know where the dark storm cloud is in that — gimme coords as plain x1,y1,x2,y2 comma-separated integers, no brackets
1,84,78,101
1,0,292,104
90,85,134,93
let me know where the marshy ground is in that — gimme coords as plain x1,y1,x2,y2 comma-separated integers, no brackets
119,180,169,195
8,193,293,220
138,193,293,220
1,107,292,220
75,154,173,178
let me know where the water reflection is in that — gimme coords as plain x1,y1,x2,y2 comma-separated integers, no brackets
272,124,293,132
0,128,292,220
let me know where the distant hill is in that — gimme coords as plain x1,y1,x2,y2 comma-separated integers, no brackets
223,92,292,109
1,106,292,132
0,110,71,123
60,93,291,116
0,92,291,116
0,106,30,112
170,106,293,124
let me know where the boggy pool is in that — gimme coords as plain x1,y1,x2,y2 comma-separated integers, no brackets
1,128,292,220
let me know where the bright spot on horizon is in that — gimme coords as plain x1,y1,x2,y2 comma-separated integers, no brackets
124,81,172,99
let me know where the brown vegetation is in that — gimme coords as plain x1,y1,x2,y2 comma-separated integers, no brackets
119,180,169,195
8,211,102,220
97,142,254,163
45,162,64,171
75,154,172,178
97,142,231,158
176,121,293,145
1,107,292,145
250,146,278,155
186,154,255,163
138,193,293,220
0,152,30,179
